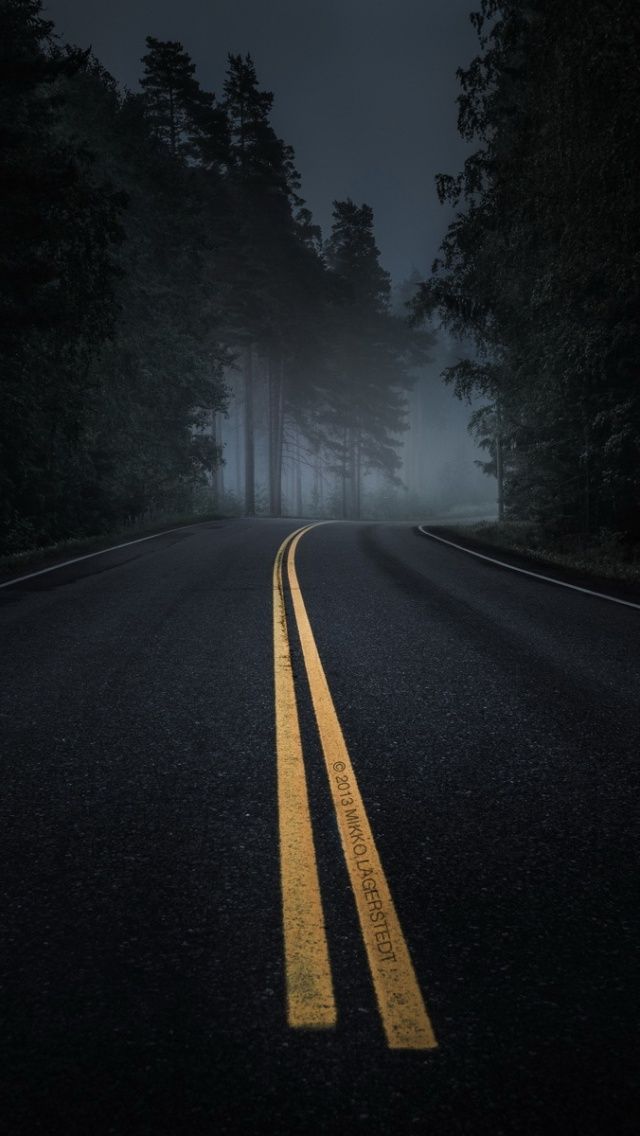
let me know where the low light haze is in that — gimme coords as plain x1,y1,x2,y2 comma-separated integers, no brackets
42,0,492,516
44,0,479,282
4,8,637,1129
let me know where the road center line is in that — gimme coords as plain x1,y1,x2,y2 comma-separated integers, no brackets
287,528,437,1050
273,526,336,1029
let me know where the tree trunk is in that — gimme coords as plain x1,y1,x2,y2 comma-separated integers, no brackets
268,355,284,516
495,401,504,522
313,448,323,516
354,433,361,519
169,85,176,156
234,387,242,499
583,418,591,535
295,430,303,516
341,427,349,519
213,410,224,503
347,428,358,519
244,344,255,515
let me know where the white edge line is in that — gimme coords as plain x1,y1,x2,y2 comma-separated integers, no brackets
417,526,640,612
0,521,216,590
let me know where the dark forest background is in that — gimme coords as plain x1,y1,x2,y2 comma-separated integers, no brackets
1,0,639,556
414,0,640,548
1,0,426,553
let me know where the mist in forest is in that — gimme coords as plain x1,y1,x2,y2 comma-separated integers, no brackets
2,2,494,554
202,329,495,524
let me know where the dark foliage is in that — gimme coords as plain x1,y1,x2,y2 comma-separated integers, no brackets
0,4,418,549
412,0,640,542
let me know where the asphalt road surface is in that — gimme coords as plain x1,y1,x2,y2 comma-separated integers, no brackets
1,517,638,1135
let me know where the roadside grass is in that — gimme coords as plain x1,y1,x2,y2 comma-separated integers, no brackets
434,520,640,586
0,508,230,581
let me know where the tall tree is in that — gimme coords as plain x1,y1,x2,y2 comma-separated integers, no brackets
140,36,228,165
413,0,640,542
321,200,414,517
222,52,317,516
0,1,125,551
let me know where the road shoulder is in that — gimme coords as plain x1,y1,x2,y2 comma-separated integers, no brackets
418,524,640,607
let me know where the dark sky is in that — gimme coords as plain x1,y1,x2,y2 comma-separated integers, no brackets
44,0,479,283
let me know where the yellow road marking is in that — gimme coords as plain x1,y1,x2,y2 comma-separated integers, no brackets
287,528,438,1050
273,526,336,1028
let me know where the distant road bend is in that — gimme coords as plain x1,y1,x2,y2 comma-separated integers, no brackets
1,517,638,1134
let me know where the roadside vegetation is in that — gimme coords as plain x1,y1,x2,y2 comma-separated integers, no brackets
5,1,637,566
1,1,427,557
434,521,640,586
0,499,231,581
412,1,640,568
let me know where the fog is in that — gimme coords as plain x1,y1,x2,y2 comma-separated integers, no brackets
40,0,492,525
200,331,495,523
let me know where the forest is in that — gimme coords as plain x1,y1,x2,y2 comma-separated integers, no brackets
1,0,428,555
413,0,640,548
1,0,639,557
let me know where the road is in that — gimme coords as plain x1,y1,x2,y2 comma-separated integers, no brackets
1,517,638,1134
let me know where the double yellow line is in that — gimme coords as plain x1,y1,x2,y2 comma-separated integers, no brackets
273,524,437,1050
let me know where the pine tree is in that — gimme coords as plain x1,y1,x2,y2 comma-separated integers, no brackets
322,201,411,517
65,61,229,526
222,53,313,516
0,0,125,551
140,36,227,166
325,200,391,313
412,0,640,541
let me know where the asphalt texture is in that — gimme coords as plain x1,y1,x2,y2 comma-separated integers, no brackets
1,517,638,1135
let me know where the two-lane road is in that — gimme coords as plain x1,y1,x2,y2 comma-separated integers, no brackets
1,518,638,1134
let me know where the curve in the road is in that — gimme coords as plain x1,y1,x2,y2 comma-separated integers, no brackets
418,525,640,611
273,525,336,1029
276,523,438,1050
